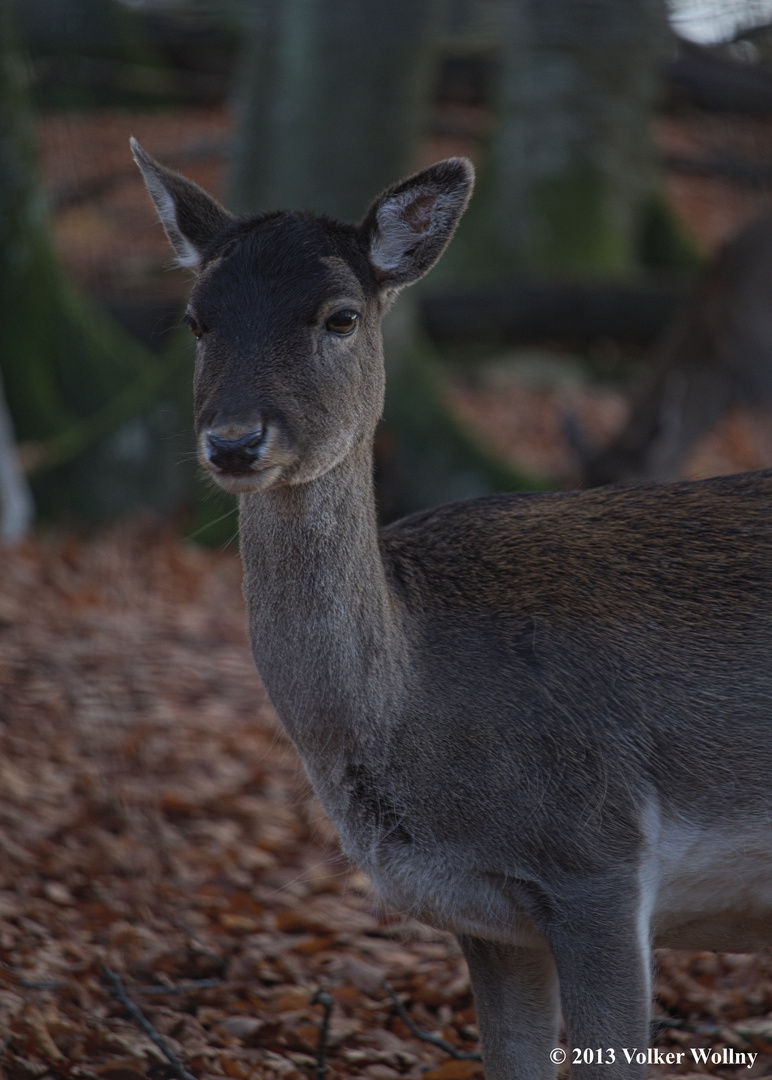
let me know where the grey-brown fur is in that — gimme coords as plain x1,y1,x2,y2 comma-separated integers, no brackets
133,141,772,1079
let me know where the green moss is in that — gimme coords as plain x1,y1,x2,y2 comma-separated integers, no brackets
530,159,632,274
446,154,640,279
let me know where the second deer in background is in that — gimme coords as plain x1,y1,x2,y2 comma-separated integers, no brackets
579,211,772,485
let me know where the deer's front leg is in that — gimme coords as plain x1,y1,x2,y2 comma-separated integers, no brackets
547,884,652,1080
458,932,561,1080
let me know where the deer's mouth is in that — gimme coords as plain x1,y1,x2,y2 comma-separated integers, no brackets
199,422,295,493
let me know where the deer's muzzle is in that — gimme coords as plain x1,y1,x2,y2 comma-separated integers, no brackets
205,427,266,475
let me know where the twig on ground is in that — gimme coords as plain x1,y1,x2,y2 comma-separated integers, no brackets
651,1016,723,1038
170,917,226,971
138,978,224,995
383,983,482,1062
102,966,198,1080
311,989,335,1080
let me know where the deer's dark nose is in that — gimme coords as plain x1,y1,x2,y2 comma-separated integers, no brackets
206,428,266,473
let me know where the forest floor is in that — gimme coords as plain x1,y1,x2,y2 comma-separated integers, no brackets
1,526,772,1080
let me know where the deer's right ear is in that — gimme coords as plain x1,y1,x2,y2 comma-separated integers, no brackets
130,138,233,270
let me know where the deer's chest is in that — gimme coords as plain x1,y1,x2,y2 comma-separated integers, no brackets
321,763,544,944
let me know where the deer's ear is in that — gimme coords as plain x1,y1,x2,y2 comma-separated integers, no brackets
130,138,233,270
360,158,474,290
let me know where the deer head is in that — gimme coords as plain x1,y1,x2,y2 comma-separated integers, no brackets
131,140,473,495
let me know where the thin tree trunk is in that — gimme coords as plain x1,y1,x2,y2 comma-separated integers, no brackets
0,366,33,544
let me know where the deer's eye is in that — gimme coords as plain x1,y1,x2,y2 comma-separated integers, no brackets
325,310,358,335
184,313,206,340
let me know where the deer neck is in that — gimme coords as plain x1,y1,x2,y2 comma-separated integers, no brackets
238,439,407,767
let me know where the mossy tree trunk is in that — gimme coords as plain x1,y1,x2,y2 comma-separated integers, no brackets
228,0,436,219
0,0,192,524
452,0,673,278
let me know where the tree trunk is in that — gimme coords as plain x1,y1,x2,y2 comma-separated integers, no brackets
1,0,193,524
229,0,435,219
0,366,33,544
452,0,673,277
226,0,676,514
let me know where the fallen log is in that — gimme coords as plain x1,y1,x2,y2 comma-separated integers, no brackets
421,277,690,348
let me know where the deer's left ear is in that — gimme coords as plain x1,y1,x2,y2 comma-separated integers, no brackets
130,138,233,270
359,157,474,290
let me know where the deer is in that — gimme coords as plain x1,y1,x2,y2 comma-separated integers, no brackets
132,139,772,1079
578,211,772,487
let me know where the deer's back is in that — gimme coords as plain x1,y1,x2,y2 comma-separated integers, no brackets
381,469,772,621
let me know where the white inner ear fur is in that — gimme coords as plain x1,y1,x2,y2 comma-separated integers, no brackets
142,168,201,270
370,187,452,273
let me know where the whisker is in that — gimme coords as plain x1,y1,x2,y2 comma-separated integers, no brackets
185,505,239,543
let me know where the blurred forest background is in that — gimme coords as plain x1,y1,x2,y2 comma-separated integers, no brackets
6,0,772,541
